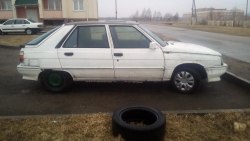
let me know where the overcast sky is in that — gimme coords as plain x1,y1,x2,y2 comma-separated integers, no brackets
98,0,249,17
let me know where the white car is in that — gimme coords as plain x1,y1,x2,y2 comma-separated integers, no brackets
17,21,227,93
0,18,44,35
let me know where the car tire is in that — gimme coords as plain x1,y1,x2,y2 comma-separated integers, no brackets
25,28,33,35
41,71,70,93
0,30,2,35
3,32,8,35
112,105,166,141
171,67,201,94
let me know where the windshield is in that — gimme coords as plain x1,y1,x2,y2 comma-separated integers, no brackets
138,24,167,47
26,26,60,45
27,19,36,23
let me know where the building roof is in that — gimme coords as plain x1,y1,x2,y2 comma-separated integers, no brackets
65,20,139,25
15,0,38,6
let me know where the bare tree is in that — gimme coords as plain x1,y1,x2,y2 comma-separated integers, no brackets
153,11,157,21
140,8,146,21
163,13,171,21
157,11,162,21
131,10,139,21
146,8,152,21
173,12,179,22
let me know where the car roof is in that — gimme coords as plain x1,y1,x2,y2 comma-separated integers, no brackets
8,18,28,20
65,20,139,25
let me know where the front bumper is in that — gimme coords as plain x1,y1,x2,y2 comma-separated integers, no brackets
205,63,228,82
17,64,42,81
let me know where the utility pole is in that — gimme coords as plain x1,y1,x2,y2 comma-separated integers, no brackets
191,1,193,25
194,0,197,24
191,0,197,25
246,0,249,21
115,0,117,20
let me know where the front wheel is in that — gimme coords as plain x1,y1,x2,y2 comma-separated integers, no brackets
41,71,71,93
171,67,201,94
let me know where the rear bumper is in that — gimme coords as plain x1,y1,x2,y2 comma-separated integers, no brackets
205,63,228,82
17,64,41,81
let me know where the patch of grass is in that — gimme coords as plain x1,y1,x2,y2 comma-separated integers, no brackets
0,35,39,46
170,24,250,37
0,112,249,141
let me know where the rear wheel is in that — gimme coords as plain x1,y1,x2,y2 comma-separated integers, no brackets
25,29,33,35
41,71,71,93
171,67,201,94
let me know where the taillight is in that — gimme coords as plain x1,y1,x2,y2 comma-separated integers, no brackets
19,51,24,63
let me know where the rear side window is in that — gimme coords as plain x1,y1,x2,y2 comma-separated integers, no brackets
26,26,60,45
63,26,109,48
3,20,15,25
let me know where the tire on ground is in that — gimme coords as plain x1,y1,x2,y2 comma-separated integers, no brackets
171,67,201,94
41,71,71,93
112,105,166,141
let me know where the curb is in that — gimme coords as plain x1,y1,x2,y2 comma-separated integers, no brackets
1,109,250,119
221,71,250,91
0,44,19,50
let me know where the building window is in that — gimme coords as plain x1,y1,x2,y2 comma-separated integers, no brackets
73,0,83,11
0,0,12,10
48,0,61,10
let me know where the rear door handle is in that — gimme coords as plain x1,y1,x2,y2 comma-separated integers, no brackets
114,53,123,57
64,52,74,56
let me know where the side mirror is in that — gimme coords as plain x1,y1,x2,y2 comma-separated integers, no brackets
149,42,158,50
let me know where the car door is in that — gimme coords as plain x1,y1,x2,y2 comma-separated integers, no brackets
1,20,15,32
109,25,165,81
57,25,114,80
14,20,27,32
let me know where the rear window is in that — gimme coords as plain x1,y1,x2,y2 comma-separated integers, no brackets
26,26,60,45
27,19,36,23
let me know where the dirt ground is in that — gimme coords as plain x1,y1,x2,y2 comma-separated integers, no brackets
141,21,250,37
0,112,249,141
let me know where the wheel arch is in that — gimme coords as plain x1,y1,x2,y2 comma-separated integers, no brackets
172,63,207,80
38,69,74,81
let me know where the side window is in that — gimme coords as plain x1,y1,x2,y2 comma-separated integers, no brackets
64,29,77,48
64,26,109,48
15,20,25,24
109,26,151,48
3,20,15,25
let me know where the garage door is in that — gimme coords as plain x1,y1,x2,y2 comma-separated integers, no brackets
26,9,38,22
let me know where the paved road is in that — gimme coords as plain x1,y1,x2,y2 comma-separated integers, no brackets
0,47,249,116
144,24,250,63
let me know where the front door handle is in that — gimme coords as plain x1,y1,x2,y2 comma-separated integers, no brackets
114,53,123,57
64,52,74,56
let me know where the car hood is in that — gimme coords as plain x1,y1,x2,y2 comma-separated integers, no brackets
163,41,221,56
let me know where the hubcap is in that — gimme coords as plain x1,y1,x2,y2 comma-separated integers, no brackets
49,74,63,87
27,30,32,34
174,71,195,91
